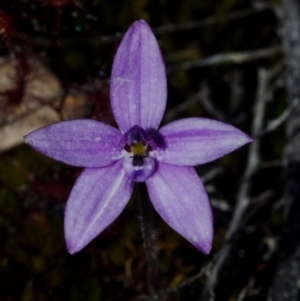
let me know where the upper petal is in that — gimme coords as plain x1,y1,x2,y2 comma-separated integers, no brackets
146,162,213,254
64,161,133,254
24,120,123,167
110,20,167,133
154,118,252,166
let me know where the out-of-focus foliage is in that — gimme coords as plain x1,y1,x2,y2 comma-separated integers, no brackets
0,0,284,300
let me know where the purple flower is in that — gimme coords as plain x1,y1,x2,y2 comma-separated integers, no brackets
24,20,252,255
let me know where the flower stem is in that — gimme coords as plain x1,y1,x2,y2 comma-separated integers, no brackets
137,183,162,298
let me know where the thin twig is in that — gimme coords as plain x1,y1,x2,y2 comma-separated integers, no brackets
236,279,255,301
167,47,281,73
210,199,233,212
163,81,225,123
200,68,269,300
198,80,226,121
163,88,203,122
155,249,223,299
258,97,299,136
153,4,274,35
28,5,275,46
227,68,268,238
200,167,224,184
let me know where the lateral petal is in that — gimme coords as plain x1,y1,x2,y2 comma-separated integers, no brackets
146,162,213,254
24,120,123,167
155,118,252,166
110,20,167,133
64,161,133,254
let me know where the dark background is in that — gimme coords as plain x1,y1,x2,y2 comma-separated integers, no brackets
0,0,296,300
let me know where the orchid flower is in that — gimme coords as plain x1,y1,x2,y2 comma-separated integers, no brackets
24,20,252,255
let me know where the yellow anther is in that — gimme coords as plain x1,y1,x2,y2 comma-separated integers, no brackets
131,142,146,156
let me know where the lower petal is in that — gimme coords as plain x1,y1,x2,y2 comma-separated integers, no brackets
146,162,213,254
123,156,156,182
64,160,133,254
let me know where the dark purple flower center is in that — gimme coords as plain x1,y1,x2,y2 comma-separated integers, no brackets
122,125,156,182
123,125,152,166
132,155,144,166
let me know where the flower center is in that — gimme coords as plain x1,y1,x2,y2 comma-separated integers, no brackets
131,141,146,155
122,125,156,182
124,126,152,166
130,141,147,166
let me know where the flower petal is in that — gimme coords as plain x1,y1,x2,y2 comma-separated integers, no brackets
146,162,213,254
64,161,133,254
24,120,123,167
123,156,156,182
110,20,167,133
155,118,252,166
